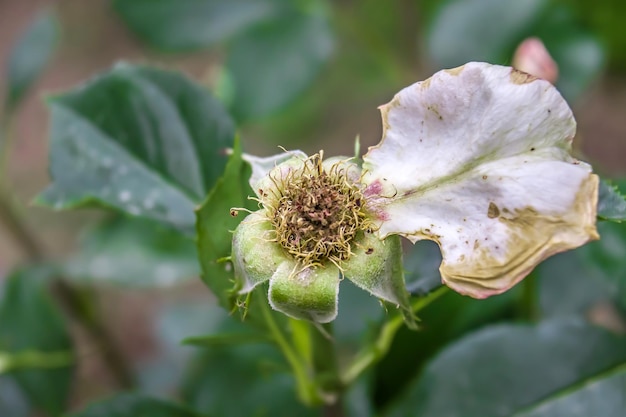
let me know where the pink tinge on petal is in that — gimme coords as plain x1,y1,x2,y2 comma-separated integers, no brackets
512,37,559,84
364,180,383,197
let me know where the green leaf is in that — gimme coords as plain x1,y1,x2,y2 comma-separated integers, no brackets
68,393,202,417
64,216,199,287
184,333,271,347
136,303,229,396
577,221,626,309
37,63,235,234
195,139,253,308
181,344,319,417
112,0,282,51
385,319,626,417
0,377,31,417
426,0,546,67
545,32,604,102
404,240,443,295
538,249,615,317
178,300,319,416
513,365,626,417
373,288,518,408
531,7,605,101
181,304,272,348
0,267,73,416
5,9,58,110
227,7,334,121
597,179,626,222
425,0,604,100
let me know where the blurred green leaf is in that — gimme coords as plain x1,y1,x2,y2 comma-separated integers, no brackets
178,299,318,416
196,139,253,308
578,222,626,309
344,378,375,417
538,249,615,317
37,63,235,234
385,319,626,417
137,303,233,396
404,240,443,296
112,0,282,51
597,179,626,222
373,287,518,408
227,7,334,121
532,7,605,101
69,393,202,417
426,0,546,67
0,377,31,417
426,0,604,101
513,365,626,417
64,216,198,287
564,0,626,71
0,267,73,416
5,9,58,110
181,342,319,417
181,303,272,348
547,34,604,102
0,350,72,374
333,280,383,346
184,333,271,347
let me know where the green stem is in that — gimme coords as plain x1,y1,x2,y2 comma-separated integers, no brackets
0,185,44,260
257,292,320,406
521,270,539,322
0,349,73,373
341,285,449,385
311,323,343,408
52,282,135,388
0,110,15,176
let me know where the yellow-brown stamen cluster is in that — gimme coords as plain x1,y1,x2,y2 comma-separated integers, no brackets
262,153,369,268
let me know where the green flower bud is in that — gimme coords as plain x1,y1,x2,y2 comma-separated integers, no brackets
231,152,412,323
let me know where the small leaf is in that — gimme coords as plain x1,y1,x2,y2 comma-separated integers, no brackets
37,63,235,233
68,393,202,417
227,7,334,121
597,179,626,222
0,267,73,416
513,365,626,417
5,9,58,109
386,319,626,417
112,0,282,51
64,216,199,287
196,139,253,308
183,333,272,347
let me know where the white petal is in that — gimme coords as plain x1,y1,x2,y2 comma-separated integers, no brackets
242,150,306,196
363,62,598,298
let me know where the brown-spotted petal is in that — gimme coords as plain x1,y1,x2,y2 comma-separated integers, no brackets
362,62,598,298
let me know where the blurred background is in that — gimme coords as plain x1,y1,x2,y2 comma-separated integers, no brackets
1,0,625,414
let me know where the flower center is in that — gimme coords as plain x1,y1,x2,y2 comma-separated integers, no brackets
265,153,369,267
